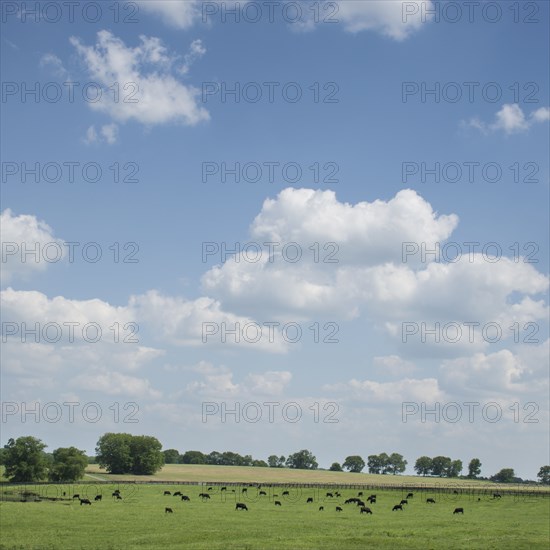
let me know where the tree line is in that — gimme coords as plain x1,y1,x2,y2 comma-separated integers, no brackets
2,434,549,486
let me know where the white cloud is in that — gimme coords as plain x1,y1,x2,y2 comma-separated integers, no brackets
137,0,202,29
0,209,65,284
180,39,207,74
373,355,417,377
71,370,161,399
84,124,119,145
70,31,209,127
333,0,433,40
39,53,69,78
463,104,550,135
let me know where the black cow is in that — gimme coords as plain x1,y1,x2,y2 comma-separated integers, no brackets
113,489,120,494
274,501,282,506
335,506,343,512
406,493,414,499
426,498,436,504
326,493,333,498
94,495,102,501
368,495,376,500
221,487,227,491
307,497,314,503
493,493,502,499
367,496,376,504
260,491,267,496
358,492,363,497
80,498,92,506
453,507,464,514
392,504,403,511
400,499,408,505
242,488,247,494
72,494,80,500
165,507,173,514
360,507,372,515
282,491,289,496
173,491,182,497
356,501,365,507
453,490,459,495
208,487,213,491
319,506,324,511
181,495,190,501
235,503,248,511
199,493,210,500
335,492,341,497
164,491,171,496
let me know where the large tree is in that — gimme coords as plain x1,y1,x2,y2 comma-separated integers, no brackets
285,449,318,470
414,456,433,476
268,455,286,468
163,449,181,464
343,455,365,473
179,450,207,464
329,462,343,471
447,459,463,478
387,453,407,475
95,433,133,474
431,456,452,477
129,435,164,475
3,436,48,482
468,458,482,479
491,468,515,483
49,447,88,482
537,465,550,485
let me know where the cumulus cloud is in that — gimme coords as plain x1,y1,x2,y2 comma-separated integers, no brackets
1,209,65,284
39,53,69,78
70,31,209,126
373,355,417,377
137,0,202,29
84,123,119,145
463,104,550,135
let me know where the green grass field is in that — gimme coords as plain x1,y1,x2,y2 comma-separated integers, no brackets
1,466,549,549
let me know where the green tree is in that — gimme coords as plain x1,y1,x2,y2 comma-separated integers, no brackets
268,455,286,468
329,462,343,471
96,433,133,474
387,453,407,475
343,455,365,473
48,447,88,482
431,456,452,477
253,460,268,467
3,436,48,482
129,435,164,475
468,458,482,479
491,468,515,483
447,459,463,478
414,456,433,476
163,449,181,464
367,454,382,474
179,450,207,464
285,449,318,470
537,465,550,485
207,451,223,465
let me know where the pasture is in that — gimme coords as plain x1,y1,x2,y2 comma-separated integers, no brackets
1,473,549,549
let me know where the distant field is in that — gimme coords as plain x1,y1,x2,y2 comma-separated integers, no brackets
83,464,550,492
1,480,549,549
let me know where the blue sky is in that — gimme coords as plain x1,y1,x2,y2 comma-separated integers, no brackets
1,1,549,479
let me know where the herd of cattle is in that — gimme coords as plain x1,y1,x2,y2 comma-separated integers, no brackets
71,485,503,516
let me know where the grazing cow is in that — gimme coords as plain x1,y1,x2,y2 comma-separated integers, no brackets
94,495,102,501
260,491,267,496
358,492,363,497
356,501,365,507
368,495,376,499
199,493,210,500
478,498,481,502
360,507,372,515
235,503,248,511
165,507,173,514
319,506,324,511
335,506,343,512
367,496,376,504
164,491,171,496
208,487,212,491
392,504,403,511
335,492,341,497
113,489,120,494
173,491,182,497
493,493,501,499
453,507,464,514
72,494,80,500
282,491,289,496
242,488,247,494
406,493,414,499
426,498,436,504
275,501,282,506
221,487,226,491
307,497,314,503
80,498,92,506
326,493,333,498
181,495,190,501
400,499,408,505
453,490,459,495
